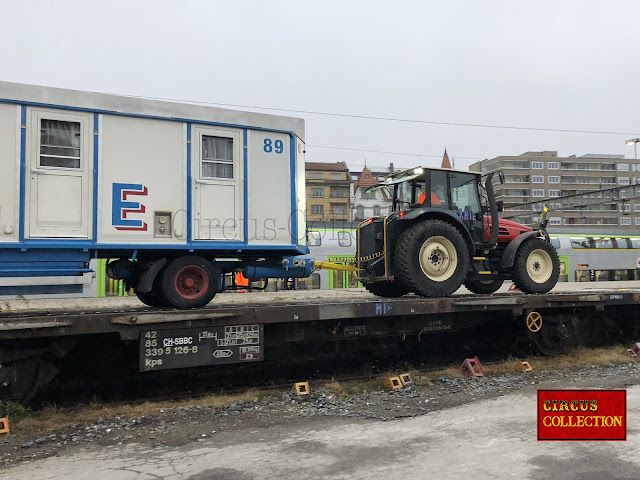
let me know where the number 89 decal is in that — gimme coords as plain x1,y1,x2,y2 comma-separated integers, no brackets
264,138,284,154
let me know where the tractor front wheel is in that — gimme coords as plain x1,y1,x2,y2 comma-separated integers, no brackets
363,281,409,298
395,220,470,297
511,238,560,294
463,278,503,295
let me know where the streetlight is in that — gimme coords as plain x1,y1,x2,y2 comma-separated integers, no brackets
626,138,640,160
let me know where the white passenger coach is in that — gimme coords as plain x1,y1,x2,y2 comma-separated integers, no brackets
0,82,312,307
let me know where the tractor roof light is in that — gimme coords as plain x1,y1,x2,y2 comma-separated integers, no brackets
413,167,424,175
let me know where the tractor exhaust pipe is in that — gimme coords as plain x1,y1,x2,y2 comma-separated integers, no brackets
484,172,500,252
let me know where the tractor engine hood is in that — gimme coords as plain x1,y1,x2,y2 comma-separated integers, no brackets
483,217,533,242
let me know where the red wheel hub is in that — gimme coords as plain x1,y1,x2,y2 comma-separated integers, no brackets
174,265,209,300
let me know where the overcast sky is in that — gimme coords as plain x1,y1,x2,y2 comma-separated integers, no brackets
2,0,639,172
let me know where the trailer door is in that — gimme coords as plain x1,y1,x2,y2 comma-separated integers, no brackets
28,110,92,238
192,126,243,241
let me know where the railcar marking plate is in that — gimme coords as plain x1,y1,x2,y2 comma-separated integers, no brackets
139,324,264,372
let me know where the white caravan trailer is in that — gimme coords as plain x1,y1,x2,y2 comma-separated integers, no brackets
0,82,311,308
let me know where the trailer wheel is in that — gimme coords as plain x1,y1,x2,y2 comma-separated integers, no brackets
135,290,168,308
463,278,503,295
363,281,409,298
511,238,560,294
395,220,469,297
161,256,217,309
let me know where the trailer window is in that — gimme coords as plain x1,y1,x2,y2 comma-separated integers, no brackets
39,119,81,169
549,237,560,249
338,231,352,247
631,238,640,249
202,135,234,179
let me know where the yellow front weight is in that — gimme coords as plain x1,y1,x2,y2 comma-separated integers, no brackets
526,311,543,332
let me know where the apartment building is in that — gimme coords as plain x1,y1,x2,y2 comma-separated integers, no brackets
470,151,640,229
351,165,394,220
305,162,351,221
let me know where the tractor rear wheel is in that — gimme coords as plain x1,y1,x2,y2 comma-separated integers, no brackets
161,256,217,309
395,220,469,297
511,238,560,294
363,281,409,298
463,278,503,295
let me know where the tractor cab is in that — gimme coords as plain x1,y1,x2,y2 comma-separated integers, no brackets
357,166,559,298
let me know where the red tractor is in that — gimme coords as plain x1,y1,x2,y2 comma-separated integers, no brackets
357,167,560,297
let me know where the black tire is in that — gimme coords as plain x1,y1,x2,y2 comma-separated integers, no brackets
161,256,217,309
463,278,503,295
394,220,470,297
136,289,168,308
511,238,560,294
135,265,169,308
363,281,409,298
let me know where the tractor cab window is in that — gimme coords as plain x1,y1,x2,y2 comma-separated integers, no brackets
450,172,482,220
396,181,413,209
429,170,449,208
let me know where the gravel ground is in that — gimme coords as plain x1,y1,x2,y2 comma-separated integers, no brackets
1,361,638,467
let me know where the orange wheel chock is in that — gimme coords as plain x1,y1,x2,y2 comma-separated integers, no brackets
0,417,9,435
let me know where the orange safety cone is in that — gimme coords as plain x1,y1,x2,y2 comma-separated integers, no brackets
235,272,249,293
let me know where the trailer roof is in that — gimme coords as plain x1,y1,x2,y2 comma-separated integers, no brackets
0,81,305,141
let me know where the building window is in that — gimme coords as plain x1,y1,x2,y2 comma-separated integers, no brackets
355,205,364,219
365,173,370,179
309,172,323,179
621,190,627,199
635,204,640,212
311,188,324,197
548,176,560,183
39,119,82,169
332,205,345,215
549,190,560,197
337,231,352,247
532,176,544,183
620,204,631,212
361,190,375,200
373,205,381,216
330,188,346,198
533,203,544,212
533,189,545,197
620,217,631,225
549,217,561,225
331,173,342,180
619,177,630,185
635,218,640,226
618,164,630,171
311,205,324,215
532,162,543,169
548,162,559,169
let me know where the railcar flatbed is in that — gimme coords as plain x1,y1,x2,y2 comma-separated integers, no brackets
1,283,639,402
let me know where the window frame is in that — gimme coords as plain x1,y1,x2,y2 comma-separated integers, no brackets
37,116,84,171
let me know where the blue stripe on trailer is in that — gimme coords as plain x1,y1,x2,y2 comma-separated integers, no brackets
186,123,192,243
243,129,249,245
92,113,99,241
0,241,308,252
18,105,26,242
290,134,297,245
0,98,297,138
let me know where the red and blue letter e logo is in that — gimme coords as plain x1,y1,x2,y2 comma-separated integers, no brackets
112,183,148,231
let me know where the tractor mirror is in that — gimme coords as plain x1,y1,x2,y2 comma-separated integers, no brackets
498,171,505,184
496,200,504,212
